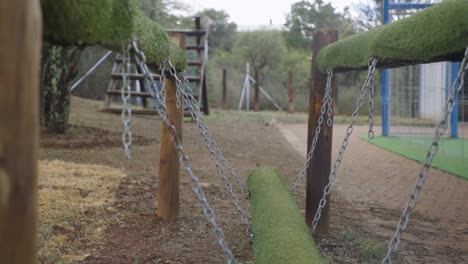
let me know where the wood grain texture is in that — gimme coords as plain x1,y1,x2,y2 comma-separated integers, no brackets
306,29,338,235
0,0,42,262
157,33,185,220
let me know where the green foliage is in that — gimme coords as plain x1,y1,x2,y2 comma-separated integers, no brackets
284,0,349,50
196,9,237,52
235,30,286,76
138,0,188,27
248,168,324,264
317,0,468,72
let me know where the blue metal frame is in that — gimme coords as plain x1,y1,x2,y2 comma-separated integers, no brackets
450,63,460,138
381,0,451,137
381,0,390,136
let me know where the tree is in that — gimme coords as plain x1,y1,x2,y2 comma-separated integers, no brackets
196,9,237,53
284,0,344,50
351,0,382,31
234,30,286,111
138,0,188,27
41,44,82,133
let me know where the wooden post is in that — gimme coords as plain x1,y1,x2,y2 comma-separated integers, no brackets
305,29,338,234
222,69,228,109
157,33,185,220
288,71,295,113
0,0,42,263
202,68,210,115
254,71,260,112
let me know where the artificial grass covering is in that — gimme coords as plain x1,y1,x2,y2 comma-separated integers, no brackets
41,0,186,70
360,136,468,180
248,168,324,264
317,0,468,72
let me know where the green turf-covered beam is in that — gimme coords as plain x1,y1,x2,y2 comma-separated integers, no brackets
248,168,324,264
317,0,468,72
41,0,186,70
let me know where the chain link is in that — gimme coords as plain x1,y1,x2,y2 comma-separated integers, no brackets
121,43,133,159
168,60,183,108
179,74,253,238
368,70,375,139
291,67,334,193
382,47,468,264
311,58,378,232
326,67,334,127
130,38,237,264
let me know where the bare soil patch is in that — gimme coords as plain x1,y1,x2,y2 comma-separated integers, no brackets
38,96,468,264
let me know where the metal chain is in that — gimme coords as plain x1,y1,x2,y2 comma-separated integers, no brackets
311,58,378,232
179,73,248,195
159,65,167,103
291,67,334,193
168,60,183,108
382,47,468,264
177,71,252,238
326,68,334,127
368,72,375,139
130,38,237,264
121,43,133,159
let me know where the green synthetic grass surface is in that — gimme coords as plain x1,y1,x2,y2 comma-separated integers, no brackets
248,168,324,264
360,136,468,180
42,0,186,70
317,0,468,72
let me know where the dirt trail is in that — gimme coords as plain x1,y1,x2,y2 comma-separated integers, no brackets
280,123,468,263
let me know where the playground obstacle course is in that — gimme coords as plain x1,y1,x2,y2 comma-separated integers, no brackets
317,0,468,72
248,168,324,264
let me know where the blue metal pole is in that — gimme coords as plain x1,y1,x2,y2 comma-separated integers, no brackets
388,3,433,10
381,0,390,136
450,62,460,138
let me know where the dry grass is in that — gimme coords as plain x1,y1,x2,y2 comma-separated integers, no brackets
38,160,125,263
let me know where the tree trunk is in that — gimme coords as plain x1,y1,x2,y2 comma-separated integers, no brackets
41,45,82,133
254,70,260,112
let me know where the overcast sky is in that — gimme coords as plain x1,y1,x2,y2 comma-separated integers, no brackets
180,0,359,26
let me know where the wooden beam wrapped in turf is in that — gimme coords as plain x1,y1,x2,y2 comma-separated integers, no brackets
41,0,186,70
317,0,468,72
248,167,324,264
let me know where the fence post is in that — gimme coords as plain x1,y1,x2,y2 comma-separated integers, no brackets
288,71,295,113
157,32,185,220
222,69,228,109
306,29,338,235
0,0,42,263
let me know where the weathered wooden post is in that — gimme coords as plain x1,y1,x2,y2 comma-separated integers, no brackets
157,32,185,220
306,29,338,234
288,71,295,113
0,0,42,262
222,69,228,109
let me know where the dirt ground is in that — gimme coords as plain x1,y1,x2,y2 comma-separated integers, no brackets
281,123,468,264
38,97,468,263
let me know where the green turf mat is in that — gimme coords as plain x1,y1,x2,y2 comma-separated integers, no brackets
248,168,324,264
360,136,468,180
317,0,468,72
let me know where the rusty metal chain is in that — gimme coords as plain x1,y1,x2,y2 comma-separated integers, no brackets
382,47,468,264
291,67,334,193
121,43,133,159
311,58,378,232
176,72,252,239
130,38,237,264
